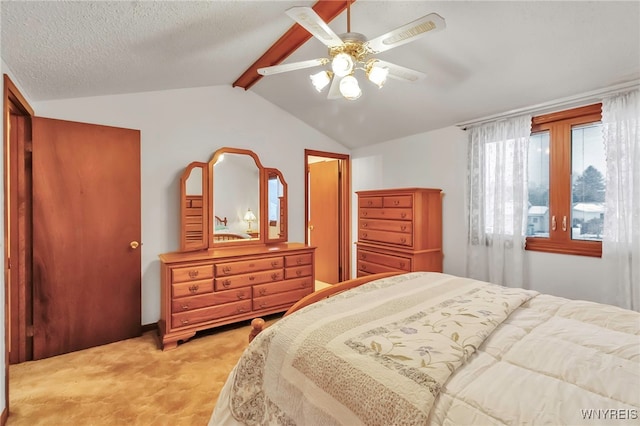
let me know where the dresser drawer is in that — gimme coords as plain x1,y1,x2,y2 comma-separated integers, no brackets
215,256,283,276
172,264,214,283
383,195,412,208
359,229,413,247
285,253,313,267
359,208,413,220
253,287,312,311
254,276,314,298
359,196,383,208
214,269,283,291
358,260,404,275
172,279,214,298
357,249,411,271
171,300,252,328
285,264,313,279
360,218,411,233
171,288,250,313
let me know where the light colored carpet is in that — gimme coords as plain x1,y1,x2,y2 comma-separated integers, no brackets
7,315,280,426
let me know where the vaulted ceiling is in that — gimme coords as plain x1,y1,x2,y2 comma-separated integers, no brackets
2,1,639,148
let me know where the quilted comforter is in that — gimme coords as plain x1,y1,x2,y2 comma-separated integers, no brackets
210,272,640,425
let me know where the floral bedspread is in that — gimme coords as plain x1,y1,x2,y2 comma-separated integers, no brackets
211,272,537,425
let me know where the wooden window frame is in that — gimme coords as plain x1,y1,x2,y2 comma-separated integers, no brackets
525,103,603,257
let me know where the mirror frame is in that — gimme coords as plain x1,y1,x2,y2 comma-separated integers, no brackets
265,168,288,243
179,162,209,251
179,147,288,251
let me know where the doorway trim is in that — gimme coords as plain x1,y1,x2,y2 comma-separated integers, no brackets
304,149,351,282
3,74,34,423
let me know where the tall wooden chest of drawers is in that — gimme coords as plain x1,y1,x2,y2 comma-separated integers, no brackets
159,242,315,350
356,188,443,277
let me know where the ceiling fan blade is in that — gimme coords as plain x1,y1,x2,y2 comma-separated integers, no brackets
365,13,445,54
327,75,343,100
285,6,344,48
257,58,328,76
374,60,427,83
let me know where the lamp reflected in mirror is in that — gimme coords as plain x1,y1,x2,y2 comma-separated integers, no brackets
244,209,257,233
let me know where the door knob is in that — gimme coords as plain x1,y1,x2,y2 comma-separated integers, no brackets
309,225,314,231
130,241,140,249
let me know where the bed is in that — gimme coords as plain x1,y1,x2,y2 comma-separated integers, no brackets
213,216,253,241
210,271,640,425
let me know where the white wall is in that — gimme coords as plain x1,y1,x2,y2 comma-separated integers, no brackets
32,85,349,325
352,125,612,306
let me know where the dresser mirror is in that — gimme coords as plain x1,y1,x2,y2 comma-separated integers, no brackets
179,162,208,251
179,147,288,251
266,169,287,242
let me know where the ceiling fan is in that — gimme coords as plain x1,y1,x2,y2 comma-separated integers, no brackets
257,2,446,101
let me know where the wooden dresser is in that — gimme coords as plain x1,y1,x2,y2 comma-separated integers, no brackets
159,243,315,350
356,188,443,277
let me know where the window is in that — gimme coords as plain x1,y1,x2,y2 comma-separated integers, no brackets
526,104,604,257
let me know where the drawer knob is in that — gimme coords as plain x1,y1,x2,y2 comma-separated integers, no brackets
181,304,189,311
259,288,266,296
296,258,302,264
401,212,407,218
360,253,367,259
237,292,246,300
237,307,247,314
249,263,255,268
188,284,199,293
259,302,267,309
363,223,368,228
399,262,406,268
362,265,367,271
363,232,368,238
222,279,231,288
249,275,255,281
271,272,279,280
222,266,232,274
301,281,310,288
394,200,400,206
188,270,199,279
400,237,407,244
362,211,368,217
271,261,279,267
401,225,407,231
367,200,373,206
181,319,189,325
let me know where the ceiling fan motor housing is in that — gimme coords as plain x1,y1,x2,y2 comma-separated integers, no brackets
330,32,371,64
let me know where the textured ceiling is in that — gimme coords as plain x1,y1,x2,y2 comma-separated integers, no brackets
2,1,639,149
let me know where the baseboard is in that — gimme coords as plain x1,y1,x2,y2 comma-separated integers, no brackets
1,406,7,426
141,322,158,334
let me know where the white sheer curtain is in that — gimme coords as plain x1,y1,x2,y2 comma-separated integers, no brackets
602,89,640,311
466,115,531,287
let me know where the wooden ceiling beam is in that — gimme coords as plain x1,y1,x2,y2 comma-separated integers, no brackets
232,0,355,91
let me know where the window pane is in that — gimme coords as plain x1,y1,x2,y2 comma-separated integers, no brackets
527,132,550,237
571,123,605,241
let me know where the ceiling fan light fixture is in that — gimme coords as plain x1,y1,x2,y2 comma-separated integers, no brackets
310,70,332,92
339,75,362,100
367,64,389,88
332,53,355,77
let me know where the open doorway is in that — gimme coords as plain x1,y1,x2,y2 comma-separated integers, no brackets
305,150,350,285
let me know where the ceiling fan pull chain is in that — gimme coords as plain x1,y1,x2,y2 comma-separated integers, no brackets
347,0,351,33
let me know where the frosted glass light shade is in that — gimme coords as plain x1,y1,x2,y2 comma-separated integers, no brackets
310,71,331,92
332,53,354,77
367,65,389,88
339,75,362,100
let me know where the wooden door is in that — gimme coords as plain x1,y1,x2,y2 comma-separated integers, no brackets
32,117,141,359
309,160,339,283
